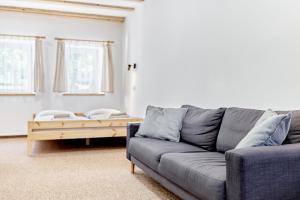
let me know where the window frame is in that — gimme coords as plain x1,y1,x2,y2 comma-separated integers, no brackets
0,36,36,96
62,92,104,96
64,41,104,96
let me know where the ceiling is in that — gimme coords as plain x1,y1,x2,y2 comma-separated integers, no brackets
0,0,144,22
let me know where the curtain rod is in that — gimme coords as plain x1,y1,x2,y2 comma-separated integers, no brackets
0,33,46,39
55,37,114,44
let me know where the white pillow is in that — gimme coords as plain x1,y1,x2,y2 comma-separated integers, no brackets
36,110,76,119
89,114,111,120
84,109,121,117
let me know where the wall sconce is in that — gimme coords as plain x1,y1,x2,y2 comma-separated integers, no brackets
128,63,137,71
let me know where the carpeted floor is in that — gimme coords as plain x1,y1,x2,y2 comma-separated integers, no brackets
0,137,179,200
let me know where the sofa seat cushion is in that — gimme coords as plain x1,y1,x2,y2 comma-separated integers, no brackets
158,152,226,200
129,137,205,170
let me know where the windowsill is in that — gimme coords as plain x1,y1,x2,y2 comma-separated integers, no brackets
0,92,36,96
62,93,105,96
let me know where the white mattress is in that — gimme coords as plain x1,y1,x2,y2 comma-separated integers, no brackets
34,109,129,121
34,115,89,121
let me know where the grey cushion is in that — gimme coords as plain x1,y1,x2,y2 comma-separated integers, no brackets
158,152,226,200
216,107,264,152
216,108,300,152
128,137,205,170
235,110,292,149
181,105,226,151
136,106,188,142
132,158,200,200
279,110,300,144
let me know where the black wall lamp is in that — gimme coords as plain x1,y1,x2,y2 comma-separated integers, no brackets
128,63,137,71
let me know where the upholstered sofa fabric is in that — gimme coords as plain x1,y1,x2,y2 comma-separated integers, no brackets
128,137,205,170
217,108,300,152
126,107,300,200
279,110,300,144
131,157,199,200
136,106,188,142
126,123,140,160
216,108,264,152
158,152,226,200
235,111,291,149
181,105,226,151
226,144,300,200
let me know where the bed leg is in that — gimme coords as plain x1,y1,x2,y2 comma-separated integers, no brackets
86,138,90,146
131,162,135,174
27,139,33,156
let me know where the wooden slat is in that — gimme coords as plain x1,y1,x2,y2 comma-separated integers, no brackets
0,34,46,39
39,0,135,11
29,118,142,129
0,5,125,22
0,93,36,96
55,37,113,44
28,127,127,140
27,117,143,155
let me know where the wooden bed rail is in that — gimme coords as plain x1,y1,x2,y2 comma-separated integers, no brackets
27,118,143,156
28,118,136,129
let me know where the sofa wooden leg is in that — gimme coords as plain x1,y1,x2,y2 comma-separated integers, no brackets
131,162,135,174
27,139,33,156
86,138,90,146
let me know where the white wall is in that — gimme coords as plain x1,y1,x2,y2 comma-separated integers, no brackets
0,12,125,135
125,0,300,116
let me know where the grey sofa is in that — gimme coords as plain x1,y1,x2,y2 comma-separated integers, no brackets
126,107,300,200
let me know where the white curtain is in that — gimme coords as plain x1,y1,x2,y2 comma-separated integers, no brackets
101,42,114,93
64,40,102,93
0,36,35,93
53,40,114,94
34,38,44,93
53,40,66,92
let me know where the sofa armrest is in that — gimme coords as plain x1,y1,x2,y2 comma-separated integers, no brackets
126,123,140,160
225,144,300,200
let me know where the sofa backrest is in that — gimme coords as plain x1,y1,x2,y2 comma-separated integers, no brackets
180,105,226,151
279,110,300,144
216,107,263,152
216,107,300,152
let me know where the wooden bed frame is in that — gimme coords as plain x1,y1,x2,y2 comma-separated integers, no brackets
27,114,142,156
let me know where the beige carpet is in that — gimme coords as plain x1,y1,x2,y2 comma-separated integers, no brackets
0,137,179,200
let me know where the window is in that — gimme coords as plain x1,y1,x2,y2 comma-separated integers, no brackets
65,41,103,94
0,37,35,93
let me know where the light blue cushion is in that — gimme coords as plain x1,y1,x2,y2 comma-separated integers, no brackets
136,106,188,142
235,110,292,149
